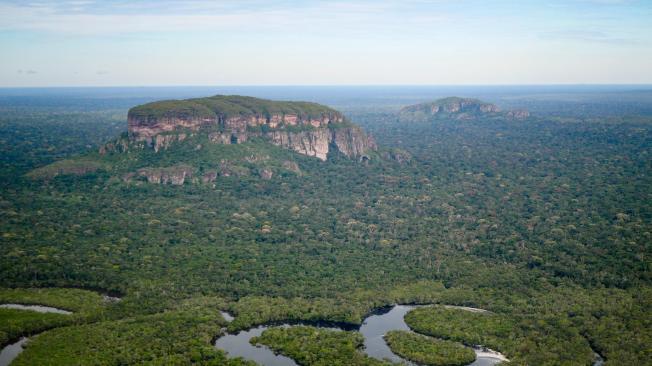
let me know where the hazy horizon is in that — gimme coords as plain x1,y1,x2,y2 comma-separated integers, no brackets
2,0,652,87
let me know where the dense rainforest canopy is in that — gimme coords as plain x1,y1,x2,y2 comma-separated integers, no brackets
0,87,650,365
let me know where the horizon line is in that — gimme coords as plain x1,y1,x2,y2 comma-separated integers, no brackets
1,83,652,89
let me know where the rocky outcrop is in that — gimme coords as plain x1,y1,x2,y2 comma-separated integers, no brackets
202,170,218,183
258,168,273,180
505,109,530,120
266,129,331,160
128,113,344,138
135,165,194,185
208,132,232,145
100,133,191,154
399,97,529,121
152,133,187,152
128,116,210,138
99,138,130,154
282,161,301,174
104,95,376,161
382,148,412,164
332,127,377,159
265,127,376,161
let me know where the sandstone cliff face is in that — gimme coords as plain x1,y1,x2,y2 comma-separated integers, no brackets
266,129,332,160
128,95,346,138
332,127,377,159
128,116,212,138
265,127,376,161
128,113,344,138
108,95,376,161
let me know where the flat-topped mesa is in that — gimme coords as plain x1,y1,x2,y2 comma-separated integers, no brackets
116,95,376,161
128,95,345,138
399,97,529,121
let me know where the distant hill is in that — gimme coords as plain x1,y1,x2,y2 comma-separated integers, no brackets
399,97,529,121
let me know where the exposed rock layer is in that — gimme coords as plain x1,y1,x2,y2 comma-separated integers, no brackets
123,165,194,185
109,95,376,161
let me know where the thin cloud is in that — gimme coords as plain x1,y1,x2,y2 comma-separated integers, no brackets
0,1,450,36
539,29,640,45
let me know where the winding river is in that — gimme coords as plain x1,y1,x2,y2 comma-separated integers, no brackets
215,304,509,366
0,304,73,366
0,302,605,366
0,293,121,366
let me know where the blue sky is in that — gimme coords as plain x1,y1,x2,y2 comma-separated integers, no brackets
1,0,651,86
